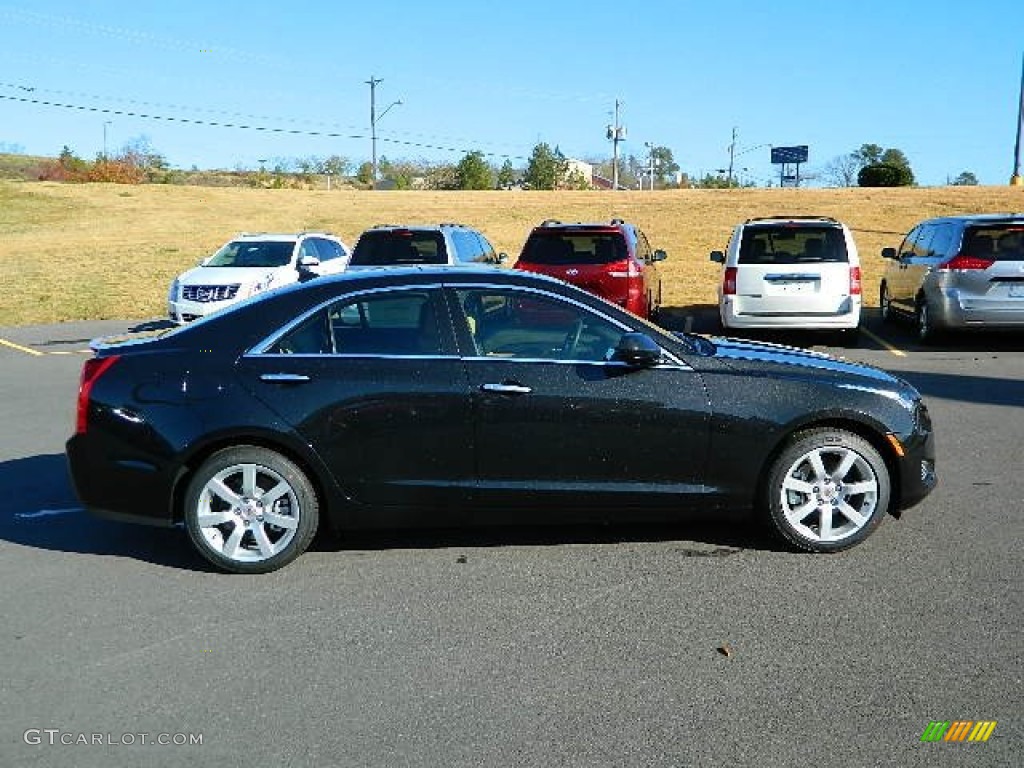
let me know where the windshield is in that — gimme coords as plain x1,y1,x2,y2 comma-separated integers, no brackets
206,240,295,268
739,225,848,264
521,231,627,265
350,230,447,266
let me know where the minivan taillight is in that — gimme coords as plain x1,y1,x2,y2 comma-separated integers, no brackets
941,253,994,271
849,266,862,295
723,267,738,295
76,356,119,434
606,259,640,279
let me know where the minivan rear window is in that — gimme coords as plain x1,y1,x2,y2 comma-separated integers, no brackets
963,225,1024,262
520,232,627,265
350,230,446,266
739,226,848,264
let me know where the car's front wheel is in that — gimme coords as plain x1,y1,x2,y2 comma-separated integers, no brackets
184,446,319,574
763,429,890,552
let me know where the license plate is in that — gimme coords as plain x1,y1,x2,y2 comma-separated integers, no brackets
768,281,815,295
1010,284,1024,298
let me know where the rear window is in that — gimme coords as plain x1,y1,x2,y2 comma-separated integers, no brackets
739,226,848,264
350,230,446,266
520,231,627,265
963,224,1024,262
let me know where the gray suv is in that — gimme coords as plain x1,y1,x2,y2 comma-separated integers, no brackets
880,213,1024,341
349,223,506,268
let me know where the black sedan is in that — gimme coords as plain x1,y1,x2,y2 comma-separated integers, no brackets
67,267,936,573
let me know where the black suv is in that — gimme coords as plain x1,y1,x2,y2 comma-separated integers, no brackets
349,223,506,268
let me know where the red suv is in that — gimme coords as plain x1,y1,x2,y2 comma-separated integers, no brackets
514,219,667,319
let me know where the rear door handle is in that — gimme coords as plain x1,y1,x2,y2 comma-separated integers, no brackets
480,383,532,395
260,373,311,383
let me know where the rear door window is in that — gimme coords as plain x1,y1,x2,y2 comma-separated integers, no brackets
738,226,848,264
521,232,627,265
964,224,1024,261
350,230,446,266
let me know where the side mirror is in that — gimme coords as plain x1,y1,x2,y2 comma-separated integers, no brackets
652,249,667,262
612,332,662,367
199,257,211,266
709,250,725,264
298,255,321,270
495,252,509,264
881,247,897,260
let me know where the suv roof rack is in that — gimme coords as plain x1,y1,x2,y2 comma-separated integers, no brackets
539,218,563,227
609,218,625,225
744,215,839,224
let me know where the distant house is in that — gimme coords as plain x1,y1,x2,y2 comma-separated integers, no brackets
565,158,593,187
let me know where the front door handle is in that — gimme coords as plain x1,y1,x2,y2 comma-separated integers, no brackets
480,383,532,395
260,373,311,383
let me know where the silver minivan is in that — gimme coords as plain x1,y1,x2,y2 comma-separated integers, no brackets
880,214,1024,342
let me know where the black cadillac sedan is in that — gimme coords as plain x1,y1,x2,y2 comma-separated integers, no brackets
67,267,936,573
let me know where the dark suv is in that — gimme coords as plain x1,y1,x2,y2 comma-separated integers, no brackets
514,219,666,319
349,223,505,268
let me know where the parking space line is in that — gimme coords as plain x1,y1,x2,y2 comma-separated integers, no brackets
860,328,907,357
0,338,44,356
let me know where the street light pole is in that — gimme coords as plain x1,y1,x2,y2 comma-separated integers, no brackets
103,121,111,160
1012,52,1023,186
366,76,401,190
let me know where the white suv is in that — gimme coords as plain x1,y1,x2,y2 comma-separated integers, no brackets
710,216,862,334
169,232,350,323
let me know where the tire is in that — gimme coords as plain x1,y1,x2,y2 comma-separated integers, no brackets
916,298,940,344
879,283,894,324
184,446,319,574
762,428,891,553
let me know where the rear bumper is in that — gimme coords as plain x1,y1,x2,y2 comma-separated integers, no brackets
928,289,1024,330
66,435,180,526
721,297,861,330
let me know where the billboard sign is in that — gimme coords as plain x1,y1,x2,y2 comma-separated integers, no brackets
771,145,809,164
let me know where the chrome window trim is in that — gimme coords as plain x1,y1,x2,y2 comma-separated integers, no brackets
451,282,690,369
246,282,446,356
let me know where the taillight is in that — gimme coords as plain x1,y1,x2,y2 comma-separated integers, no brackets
606,259,639,278
723,267,738,295
941,253,994,271
76,356,119,434
849,266,862,295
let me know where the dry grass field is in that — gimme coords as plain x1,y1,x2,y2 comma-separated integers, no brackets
0,180,1021,326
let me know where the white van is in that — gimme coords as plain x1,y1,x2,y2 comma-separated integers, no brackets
169,232,349,323
710,216,862,336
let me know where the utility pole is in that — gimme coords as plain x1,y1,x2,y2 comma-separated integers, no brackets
103,121,111,160
645,141,656,191
366,76,382,189
607,99,626,190
1012,52,1023,186
365,76,401,190
727,127,737,185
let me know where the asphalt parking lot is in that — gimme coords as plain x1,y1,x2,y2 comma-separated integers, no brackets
1,312,1021,767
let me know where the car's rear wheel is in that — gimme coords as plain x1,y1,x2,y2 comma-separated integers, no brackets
880,283,894,323
184,446,319,574
763,429,890,552
916,298,940,344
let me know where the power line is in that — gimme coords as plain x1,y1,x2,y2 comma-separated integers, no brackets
0,93,531,161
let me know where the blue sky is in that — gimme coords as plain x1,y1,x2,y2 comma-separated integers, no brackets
1,1,1022,186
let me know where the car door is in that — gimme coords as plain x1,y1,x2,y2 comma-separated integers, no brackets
236,286,474,513
900,224,937,310
312,237,349,275
448,284,712,513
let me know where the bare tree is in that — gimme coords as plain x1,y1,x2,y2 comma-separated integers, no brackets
823,154,860,187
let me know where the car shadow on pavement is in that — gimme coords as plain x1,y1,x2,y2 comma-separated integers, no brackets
0,453,212,571
893,369,1024,409
0,454,794,569
129,319,177,333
